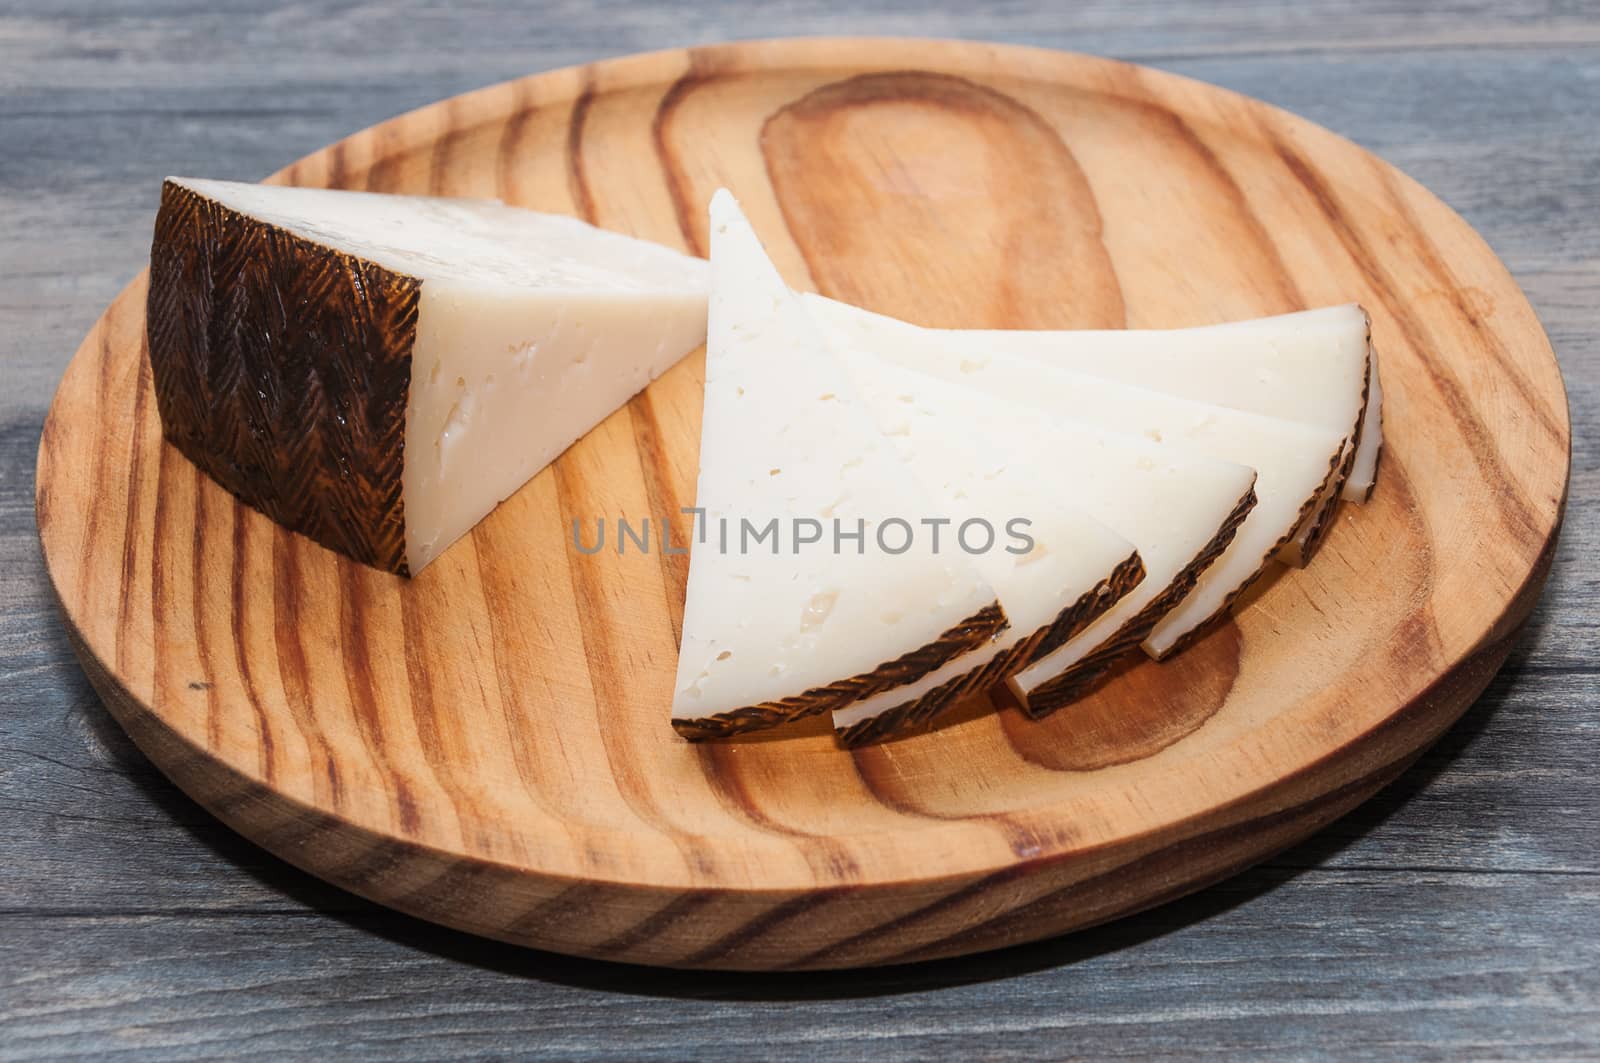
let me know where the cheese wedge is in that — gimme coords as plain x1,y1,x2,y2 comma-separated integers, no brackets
147,177,709,574
818,317,1346,659
806,297,1375,562
671,191,1008,740
833,352,1256,739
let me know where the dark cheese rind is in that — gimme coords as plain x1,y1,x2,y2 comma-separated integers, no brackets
147,179,420,574
1021,479,1260,717
835,550,1148,748
1358,345,1384,504
671,601,1010,741
1286,325,1375,566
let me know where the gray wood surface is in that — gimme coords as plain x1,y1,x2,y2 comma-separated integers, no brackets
2,1,1596,1058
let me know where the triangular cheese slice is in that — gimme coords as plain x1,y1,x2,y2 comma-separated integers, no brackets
833,352,1257,736
806,296,1375,563
671,191,1008,740
148,177,711,574
813,316,1346,659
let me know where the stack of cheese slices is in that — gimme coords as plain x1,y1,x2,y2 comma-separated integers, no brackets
145,178,1377,749
669,190,1378,745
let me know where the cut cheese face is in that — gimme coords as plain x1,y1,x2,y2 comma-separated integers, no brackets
806,296,1374,560
832,352,1148,744
811,306,1346,659
148,177,710,575
671,191,1007,739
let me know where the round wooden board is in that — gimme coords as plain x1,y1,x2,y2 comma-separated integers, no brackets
37,38,1569,971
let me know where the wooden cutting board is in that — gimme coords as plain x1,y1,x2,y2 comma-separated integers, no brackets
35,38,1569,971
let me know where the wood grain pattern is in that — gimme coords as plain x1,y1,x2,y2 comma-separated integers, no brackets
32,38,1569,972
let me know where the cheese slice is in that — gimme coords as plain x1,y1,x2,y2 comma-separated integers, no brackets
816,316,1346,659
671,191,1008,740
806,297,1375,561
147,177,710,574
833,352,1256,738
1347,349,1383,501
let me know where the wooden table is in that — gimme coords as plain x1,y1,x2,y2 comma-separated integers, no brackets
3,2,1595,1057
